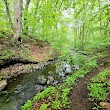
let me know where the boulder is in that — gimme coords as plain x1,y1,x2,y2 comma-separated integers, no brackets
0,80,7,91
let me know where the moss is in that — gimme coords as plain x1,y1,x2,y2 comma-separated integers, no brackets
0,49,15,63
17,50,38,63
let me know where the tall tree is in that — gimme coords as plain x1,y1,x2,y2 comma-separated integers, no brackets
4,0,14,31
23,0,31,35
13,0,23,40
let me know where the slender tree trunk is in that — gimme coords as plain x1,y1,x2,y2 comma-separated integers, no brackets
32,1,39,34
104,5,110,36
4,0,14,31
55,20,58,37
74,27,76,48
13,0,23,40
99,0,102,34
81,23,85,50
23,0,31,35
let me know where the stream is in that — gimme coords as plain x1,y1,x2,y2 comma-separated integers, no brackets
0,64,56,110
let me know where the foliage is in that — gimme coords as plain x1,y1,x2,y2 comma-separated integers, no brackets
39,103,50,110
2,0,109,110
88,70,110,101
33,86,55,101
52,98,60,110
0,0,109,51
0,28,13,38
65,74,77,86
96,37,110,49
91,70,110,83
0,49,15,61
92,103,102,110
21,100,33,110
85,58,97,69
88,83,108,101
61,88,70,108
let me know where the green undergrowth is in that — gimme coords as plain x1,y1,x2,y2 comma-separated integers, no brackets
0,49,15,64
0,47,38,66
87,70,110,110
0,33,39,67
94,36,110,51
0,49,15,60
0,28,13,38
21,53,97,110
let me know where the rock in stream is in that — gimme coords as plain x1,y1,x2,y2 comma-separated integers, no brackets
0,80,7,91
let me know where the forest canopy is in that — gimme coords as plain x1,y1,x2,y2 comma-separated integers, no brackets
0,0,110,51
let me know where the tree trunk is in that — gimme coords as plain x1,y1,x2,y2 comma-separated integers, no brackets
74,27,76,48
13,0,23,40
23,0,31,35
4,0,14,31
81,23,85,50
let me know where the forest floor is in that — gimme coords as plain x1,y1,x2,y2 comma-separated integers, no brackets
69,50,110,110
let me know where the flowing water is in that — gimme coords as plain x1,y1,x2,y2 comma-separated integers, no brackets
0,64,56,110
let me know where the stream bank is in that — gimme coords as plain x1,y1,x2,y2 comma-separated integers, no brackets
0,59,56,91
0,63,56,110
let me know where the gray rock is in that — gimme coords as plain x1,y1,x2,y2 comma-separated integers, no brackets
35,85,43,92
37,75,47,85
63,64,72,74
53,81,58,86
0,80,7,91
59,72,65,77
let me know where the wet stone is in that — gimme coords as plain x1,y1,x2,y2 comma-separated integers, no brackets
63,64,72,74
47,76,54,85
35,84,44,92
0,80,7,91
37,75,47,85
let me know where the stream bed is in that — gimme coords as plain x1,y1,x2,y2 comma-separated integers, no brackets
0,64,56,110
